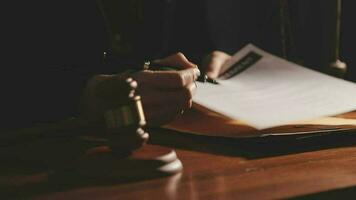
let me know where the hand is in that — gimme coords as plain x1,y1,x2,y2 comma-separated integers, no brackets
132,52,200,125
81,52,200,126
202,51,232,79
81,77,148,155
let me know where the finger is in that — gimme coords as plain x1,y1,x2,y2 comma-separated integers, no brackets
139,83,196,126
139,83,196,109
205,58,224,79
94,75,135,100
137,128,149,142
144,104,182,126
132,68,200,89
178,68,200,86
152,52,197,69
145,84,196,126
203,51,231,79
185,82,197,107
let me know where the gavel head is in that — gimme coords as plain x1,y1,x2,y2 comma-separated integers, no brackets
104,78,149,156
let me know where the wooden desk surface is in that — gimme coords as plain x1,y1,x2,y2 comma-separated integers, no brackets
3,127,356,199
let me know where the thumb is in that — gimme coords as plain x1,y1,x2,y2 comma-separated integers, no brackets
152,52,197,69
203,51,231,79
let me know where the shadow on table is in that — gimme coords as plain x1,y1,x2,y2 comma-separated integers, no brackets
0,137,174,199
149,128,356,159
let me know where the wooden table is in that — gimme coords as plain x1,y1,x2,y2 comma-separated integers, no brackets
3,125,356,199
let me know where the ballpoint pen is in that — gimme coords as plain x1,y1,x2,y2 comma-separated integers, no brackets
144,61,219,84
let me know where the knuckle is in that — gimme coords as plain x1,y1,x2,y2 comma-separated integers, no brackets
210,51,222,57
173,73,185,87
176,52,184,57
181,98,193,110
174,52,185,60
182,86,193,101
187,99,193,108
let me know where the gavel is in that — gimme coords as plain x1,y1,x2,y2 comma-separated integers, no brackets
102,77,149,156
0,76,149,157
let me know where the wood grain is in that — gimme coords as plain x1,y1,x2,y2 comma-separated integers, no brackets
3,115,356,199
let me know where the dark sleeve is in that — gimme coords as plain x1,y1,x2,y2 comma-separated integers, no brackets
0,68,92,129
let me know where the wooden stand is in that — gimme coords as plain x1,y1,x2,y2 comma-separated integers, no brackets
71,144,183,181
0,136,183,194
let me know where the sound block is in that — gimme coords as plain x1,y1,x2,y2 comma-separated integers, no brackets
53,145,183,183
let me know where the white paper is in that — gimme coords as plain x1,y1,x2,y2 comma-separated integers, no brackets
193,44,356,129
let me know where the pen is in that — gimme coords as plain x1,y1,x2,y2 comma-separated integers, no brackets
144,61,219,84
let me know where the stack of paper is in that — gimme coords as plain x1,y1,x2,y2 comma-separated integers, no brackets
192,44,356,130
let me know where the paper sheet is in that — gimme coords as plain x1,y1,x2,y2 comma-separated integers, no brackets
193,44,356,130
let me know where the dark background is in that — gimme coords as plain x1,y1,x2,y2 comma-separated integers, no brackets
0,0,355,128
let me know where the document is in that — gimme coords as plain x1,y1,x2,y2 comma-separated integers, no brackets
193,44,356,130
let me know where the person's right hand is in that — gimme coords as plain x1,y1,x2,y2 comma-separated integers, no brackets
81,52,200,126
132,53,200,125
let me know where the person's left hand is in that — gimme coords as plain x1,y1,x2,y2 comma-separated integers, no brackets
202,51,232,79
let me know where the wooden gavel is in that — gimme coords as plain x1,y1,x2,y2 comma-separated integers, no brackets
0,77,149,157
103,77,149,156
